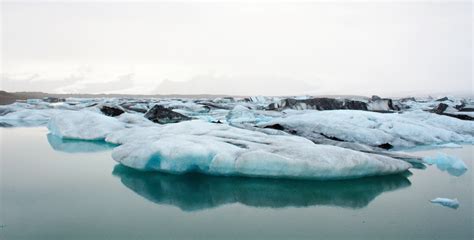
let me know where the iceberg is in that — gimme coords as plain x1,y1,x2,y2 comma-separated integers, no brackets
226,105,273,125
430,198,460,209
401,110,474,137
423,153,468,176
158,100,210,113
258,110,473,149
0,109,65,127
367,99,397,112
48,110,125,140
105,126,163,145
110,120,411,180
4,95,472,181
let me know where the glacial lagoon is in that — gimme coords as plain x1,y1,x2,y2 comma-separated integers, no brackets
1,127,472,240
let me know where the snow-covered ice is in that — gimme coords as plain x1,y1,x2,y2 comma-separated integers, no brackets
401,110,474,135
226,105,273,125
48,110,125,140
430,198,460,209
116,113,155,127
258,110,474,149
110,120,411,179
0,108,65,126
2,94,473,180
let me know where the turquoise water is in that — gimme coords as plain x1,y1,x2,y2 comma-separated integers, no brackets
0,127,472,240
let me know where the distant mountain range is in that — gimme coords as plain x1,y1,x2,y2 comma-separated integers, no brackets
0,91,233,105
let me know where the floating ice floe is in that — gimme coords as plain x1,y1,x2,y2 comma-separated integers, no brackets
257,110,474,149
109,120,411,180
430,198,460,209
48,110,125,140
0,109,66,127
423,153,468,176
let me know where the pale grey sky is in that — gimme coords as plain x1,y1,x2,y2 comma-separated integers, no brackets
1,1,472,96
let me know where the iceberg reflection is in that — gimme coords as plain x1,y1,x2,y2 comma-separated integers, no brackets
47,133,116,153
112,165,412,211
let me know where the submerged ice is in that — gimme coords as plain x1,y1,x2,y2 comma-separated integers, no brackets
423,153,468,176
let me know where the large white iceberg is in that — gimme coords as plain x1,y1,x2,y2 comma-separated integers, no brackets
258,110,474,149
110,120,411,180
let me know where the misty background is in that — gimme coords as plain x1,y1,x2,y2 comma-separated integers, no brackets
1,1,472,96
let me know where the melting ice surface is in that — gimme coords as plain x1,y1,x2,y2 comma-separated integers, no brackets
28,108,413,179
47,110,126,140
423,153,468,176
258,110,474,148
108,120,411,180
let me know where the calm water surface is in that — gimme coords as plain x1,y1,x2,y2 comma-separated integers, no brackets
0,127,472,240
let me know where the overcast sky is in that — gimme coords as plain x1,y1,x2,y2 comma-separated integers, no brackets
1,1,472,96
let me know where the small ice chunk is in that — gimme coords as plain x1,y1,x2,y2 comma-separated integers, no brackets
430,198,459,209
423,153,467,176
